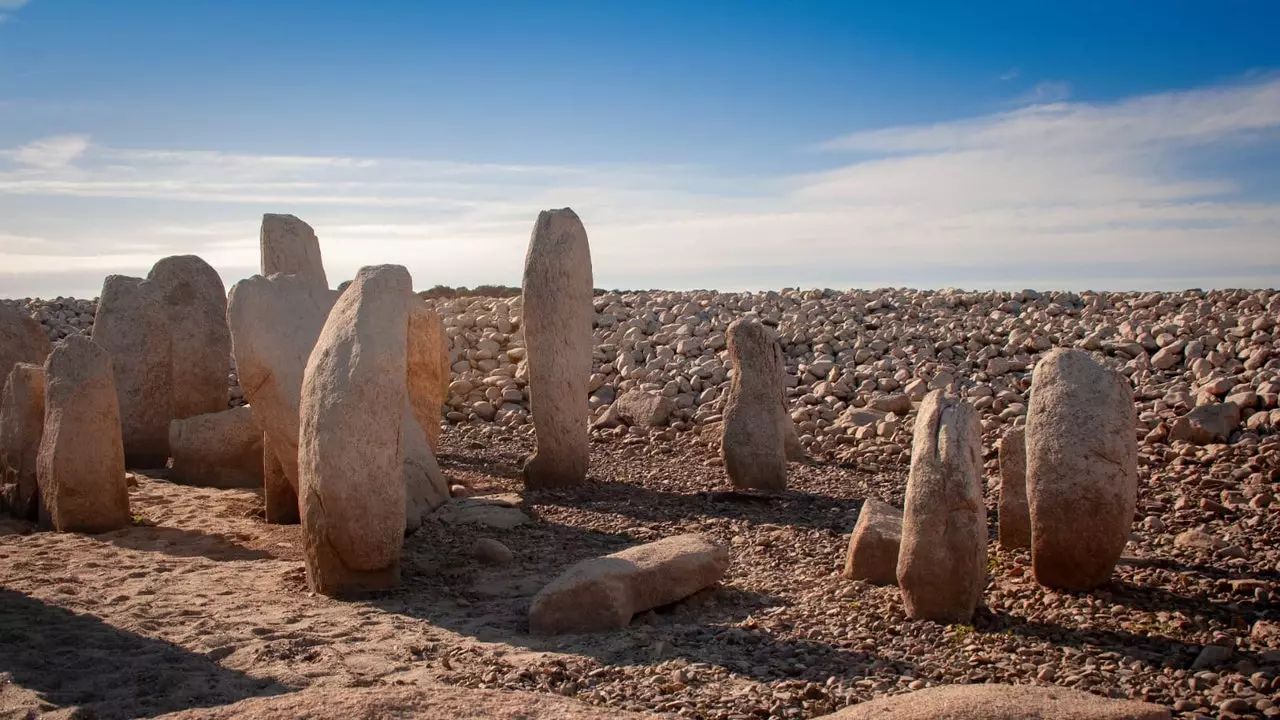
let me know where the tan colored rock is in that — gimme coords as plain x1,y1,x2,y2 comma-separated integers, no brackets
820,683,1169,719
407,301,450,450
897,391,986,624
298,265,411,596
227,274,337,494
842,498,902,586
593,389,675,429
168,406,263,488
91,274,173,468
36,334,130,533
998,426,1030,549
776,340,807,462
1168,402,1241,445
722,317,787,492
529,534,729,635
146,255,230,419
0,363,45,520
1027,348,1138,591
521,208,593,489
401,402,449,534
260,213,328,288
262,435,298,524
0,304,51,381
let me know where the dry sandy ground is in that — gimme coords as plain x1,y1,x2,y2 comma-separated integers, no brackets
1,426,1277,719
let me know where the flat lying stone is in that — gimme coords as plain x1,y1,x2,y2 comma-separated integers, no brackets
842,498,902,586
1168,402,1241,445
168,406,263,488
529,533,729,635
821,683,1170,719
439,494,531,529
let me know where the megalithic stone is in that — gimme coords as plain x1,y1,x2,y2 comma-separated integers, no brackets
0,363,46,520
147,255,230,420
721,317,787,492
261,213,328,288
520,209,593,489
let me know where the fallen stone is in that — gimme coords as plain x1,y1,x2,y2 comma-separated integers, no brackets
1191,644,1234,670
529,534,729,635
1168,402,1242,445
593,389,675,429
819,683,1170,719
842,498,902,586
168,406,263,489
0,363,45,520
997,426,1030,549
36,334,130,533
439,494,531,529
472,538,514,565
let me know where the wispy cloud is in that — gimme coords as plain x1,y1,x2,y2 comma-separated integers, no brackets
998,67,1020,82
0,0,30,23
2,77,1280,295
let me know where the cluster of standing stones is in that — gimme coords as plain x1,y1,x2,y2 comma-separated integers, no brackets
1,210,1276,716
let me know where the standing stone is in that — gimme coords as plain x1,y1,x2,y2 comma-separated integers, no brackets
262,436,297,524
0,304,51,380
0,363,46,520
721,318,787,492
897,391,986,624
168,406,264,488
298,265,411,596
227,275,338,496
407,301,451,450
401,403,450,534
998,426,1030,549
776,340,807,462
521,209,593,489
91,275,173,468
261,213,328,288
147,255,230,419
36,335,130,533
843,498,903,586
1026,349,1138,591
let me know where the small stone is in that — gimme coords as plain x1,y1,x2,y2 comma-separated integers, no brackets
472,538,514,565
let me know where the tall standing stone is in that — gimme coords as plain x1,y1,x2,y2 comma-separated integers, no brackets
407,301,451,450
897,391,986,624
37,335,130,533
147,255,230,419
261,213,328,288
521,209,593,489
998,426,1031,549
0,304,51,381
0,363,46,520
721,318,787,492
298,265,411,595
91,275,173,468
1026,349,1138,591
775,340,806,461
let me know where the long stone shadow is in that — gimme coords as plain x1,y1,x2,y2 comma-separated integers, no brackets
98,525,274,562
0,589,291,719
369,510,891,685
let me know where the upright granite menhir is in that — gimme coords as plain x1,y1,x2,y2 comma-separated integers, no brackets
721,317,788,492
521,208,593,489
147,255,230,419
0,363,46,520
1026,348,1137,591
298,265,412,595
261,213,329,288
0,304,51,381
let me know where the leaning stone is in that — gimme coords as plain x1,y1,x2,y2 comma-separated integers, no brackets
997,426,1030,549
820,683,1170,719
0,363,46,520
168,406,263,488
36,335,130,533
897,391,986,624
0,304,51,382
842,498,902,586
1168,403,1241,445
261,213,328,288
227,274,338,495
529,534,729,635
721,318,787,492
147,255,230,419
298,265,411,596
91,274,173,468
406,301,451,450
1026,348,1138,591
521,209,593,489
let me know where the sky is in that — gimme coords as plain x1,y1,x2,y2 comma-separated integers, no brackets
2,0,1279,297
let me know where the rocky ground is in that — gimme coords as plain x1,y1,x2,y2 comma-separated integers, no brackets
2,287,1278,719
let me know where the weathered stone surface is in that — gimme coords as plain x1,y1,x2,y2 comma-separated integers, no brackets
146,255,230,420
0,304,51,381
722,318,787,492
260,213,328,288
298,265,410,596
1026,348,1138,591
1168,402,1241,445
593,389,675,429
227,274,338,493
842,498,902,586
820,683,1169,719
529,534,729,635
36,334,130,533
262,435,298,524
407,301,450,450
401,403,449,534
472,538,514,565
0,363,45,520
91,274,173,468
521,209,593,489
776,340,807,462
897,391,986,624
439,494,531,529
998,426,1030,549
168,406,263,488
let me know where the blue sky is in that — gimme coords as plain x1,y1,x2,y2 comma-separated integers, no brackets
2,0,1279,296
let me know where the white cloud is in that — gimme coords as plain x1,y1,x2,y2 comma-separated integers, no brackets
0,0,31,9
998,67,1020,82
3,77,1280,295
